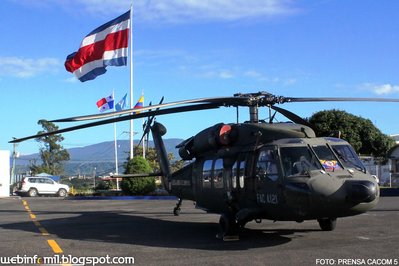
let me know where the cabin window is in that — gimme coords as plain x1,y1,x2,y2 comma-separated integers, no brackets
256,149,278,181
232,159,246,189
213,159,224,189
238,160,245,188
312,145,343,172
332,145,366,172
202,160,212,188
280,146,321,176
232,162,238,189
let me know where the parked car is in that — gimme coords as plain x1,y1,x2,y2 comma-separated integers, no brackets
17,176,69,197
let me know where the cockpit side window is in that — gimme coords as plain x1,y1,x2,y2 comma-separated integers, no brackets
280,146,321,176
256,148,279,181
332,145,366,172
312,145,343,172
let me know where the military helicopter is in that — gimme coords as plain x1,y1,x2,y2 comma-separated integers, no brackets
11,91,399,240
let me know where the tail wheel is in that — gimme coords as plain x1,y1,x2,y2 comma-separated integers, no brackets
28,188,38,197
58,189,68,197
318,218,337,231
218,213,239,240
219,214,231,237
173,207,181,216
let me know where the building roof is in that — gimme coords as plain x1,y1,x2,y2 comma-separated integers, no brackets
390,134,399,143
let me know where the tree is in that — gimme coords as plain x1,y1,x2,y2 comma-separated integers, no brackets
121,156,156,195
125,155,153,174
309,110,395,158
131,146,184,173
29,120,70,176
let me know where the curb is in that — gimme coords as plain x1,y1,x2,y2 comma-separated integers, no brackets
68,196,178,200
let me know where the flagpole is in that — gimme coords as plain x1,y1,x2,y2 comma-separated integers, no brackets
142,91,145,158
142,117,145,158
129,3,134,160
113,91,119,190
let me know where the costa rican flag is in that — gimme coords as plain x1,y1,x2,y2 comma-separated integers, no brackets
65,11,130,82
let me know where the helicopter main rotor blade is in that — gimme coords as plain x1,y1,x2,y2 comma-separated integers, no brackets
10,103,220,143
50,96,239,123
50,93,399,123
10,91,399,144
136,96,164,148
281,97,399,104
270,106,314,129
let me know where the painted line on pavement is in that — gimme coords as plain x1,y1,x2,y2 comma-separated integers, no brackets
21,199,64,254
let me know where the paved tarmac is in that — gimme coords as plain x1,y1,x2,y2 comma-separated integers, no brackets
0,196,398,266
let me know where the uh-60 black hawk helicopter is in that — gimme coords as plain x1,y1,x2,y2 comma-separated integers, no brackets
11,91,399,240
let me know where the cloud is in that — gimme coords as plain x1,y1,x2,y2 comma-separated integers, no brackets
244,70,263,78
135,49,299,84
134,0,301,23
244,69,297,85
64,76,79,83
0,57,60,78
219,70,234,79
363,83,399,95
24,0,300,24
195,68,235,79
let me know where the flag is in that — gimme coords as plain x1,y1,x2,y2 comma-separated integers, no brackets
115,93,128,111
65,10,130,82
96,94,114,112
133,95,144,114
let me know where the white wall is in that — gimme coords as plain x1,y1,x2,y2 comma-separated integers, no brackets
0,150,10,197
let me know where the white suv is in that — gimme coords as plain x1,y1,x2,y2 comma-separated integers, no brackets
18,177,70,197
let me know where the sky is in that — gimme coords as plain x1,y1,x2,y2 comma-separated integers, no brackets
1,0,399,156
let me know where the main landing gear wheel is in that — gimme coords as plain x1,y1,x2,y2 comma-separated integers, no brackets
173,207,181,216
173,198,183,216
217,213,239,241
318,218,337,231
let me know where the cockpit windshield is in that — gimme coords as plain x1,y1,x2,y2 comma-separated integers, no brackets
280,146,321,176
312,145,343,172
331,144,366,172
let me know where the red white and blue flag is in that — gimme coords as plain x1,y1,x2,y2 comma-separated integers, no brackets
65,10,130,82
96,94,114,112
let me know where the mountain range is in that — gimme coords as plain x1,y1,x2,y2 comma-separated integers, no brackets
15,138,184,176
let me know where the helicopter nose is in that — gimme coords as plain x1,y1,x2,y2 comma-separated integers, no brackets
345,180,378,203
